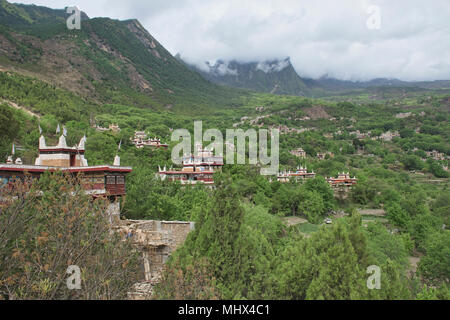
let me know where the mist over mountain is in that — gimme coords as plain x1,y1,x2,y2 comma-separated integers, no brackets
179,54,450,97
178,56,307,96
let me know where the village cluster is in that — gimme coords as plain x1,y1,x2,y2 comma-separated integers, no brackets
1,125,358,200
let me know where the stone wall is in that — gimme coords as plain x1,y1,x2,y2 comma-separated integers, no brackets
160,221,195,249
115,219,195,299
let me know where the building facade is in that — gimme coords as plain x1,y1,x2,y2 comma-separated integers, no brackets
277,166,316,182
131,131,168,149
290,148,307,158
0,134,132,222
158,145,223,185
326,172,358,188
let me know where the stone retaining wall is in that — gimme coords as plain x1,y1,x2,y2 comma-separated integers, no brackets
116,219,195,299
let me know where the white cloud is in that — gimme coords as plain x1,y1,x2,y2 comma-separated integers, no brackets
256,60,290,73
13,0,450,81
206,61,238,76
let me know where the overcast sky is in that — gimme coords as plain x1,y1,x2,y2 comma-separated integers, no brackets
14,0,450,81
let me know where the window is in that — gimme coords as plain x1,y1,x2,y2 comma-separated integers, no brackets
82,177,91,184
106,176,116,184
93,177,104,184
116,176,125,184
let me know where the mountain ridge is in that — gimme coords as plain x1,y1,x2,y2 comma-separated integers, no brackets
0,0,246,114
179,56,308,96
1,0,449,109
179,53,450,96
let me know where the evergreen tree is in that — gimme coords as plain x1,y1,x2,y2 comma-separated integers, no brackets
418,231,450,286
276,215,369,300
172,173,245,298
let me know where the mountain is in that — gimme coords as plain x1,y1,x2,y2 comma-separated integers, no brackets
0,0,244,114
179,54,450,97
0,0,89,28
304,76,450,93
1,0,448,112
179,56,307,96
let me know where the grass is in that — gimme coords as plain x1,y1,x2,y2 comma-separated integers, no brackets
361,215,389,225
297,223,320,234
362,215,384,220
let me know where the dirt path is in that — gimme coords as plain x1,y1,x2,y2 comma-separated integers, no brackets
359,209,386,216
407,256,421,278
1,99,41,119
408,256,420,272
282,216,308,227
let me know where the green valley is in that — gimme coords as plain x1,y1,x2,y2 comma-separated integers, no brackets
0,0,449,302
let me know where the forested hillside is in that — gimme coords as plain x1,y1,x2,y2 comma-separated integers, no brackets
0,0,247,114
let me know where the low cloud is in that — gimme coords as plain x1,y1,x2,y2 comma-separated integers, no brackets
206,61,238,76
256,59,291,74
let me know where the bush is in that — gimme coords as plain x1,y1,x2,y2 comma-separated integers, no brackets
401,155,424,171
0,173,142,300
418,231,450,286
386,202,410,229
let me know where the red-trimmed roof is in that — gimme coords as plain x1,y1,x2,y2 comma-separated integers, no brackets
39,147,84,152
183,163,224,166
161,171,215,175
0,164,132,174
